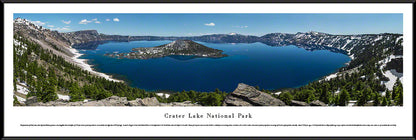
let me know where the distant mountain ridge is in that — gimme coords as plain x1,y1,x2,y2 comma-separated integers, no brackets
13,17,403,71
63,30,402,56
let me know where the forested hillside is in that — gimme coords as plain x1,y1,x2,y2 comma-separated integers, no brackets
271,37,403,106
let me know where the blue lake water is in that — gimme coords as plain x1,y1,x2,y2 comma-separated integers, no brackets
79,41,350,92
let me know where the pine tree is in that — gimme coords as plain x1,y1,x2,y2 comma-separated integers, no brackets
69,83,85,102
278,92,293,105
13,96,20,105
392,78,403,106
320,83,330,104
41,83,58,102
373,92,380,106
385,89,391,100
381,96,388,106
339,89,350,106
13,78,17,92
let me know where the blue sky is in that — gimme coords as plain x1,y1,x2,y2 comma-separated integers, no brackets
14,13,403,36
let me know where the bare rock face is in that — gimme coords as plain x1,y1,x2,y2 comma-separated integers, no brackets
127,98,143,106
223,83,286,106
223,95,253,106
82,101,105,106
160,101,201,106
291,100,310,106
81,96,128,106
139,97,160,106
310,100,326,106
25,96,38,106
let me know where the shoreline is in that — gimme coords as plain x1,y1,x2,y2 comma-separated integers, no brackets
68,46,123,83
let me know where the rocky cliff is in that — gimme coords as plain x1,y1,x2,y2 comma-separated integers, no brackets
14,18,74,59
223,83,286,106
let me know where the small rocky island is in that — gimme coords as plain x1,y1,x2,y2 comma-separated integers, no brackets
105,40,228,59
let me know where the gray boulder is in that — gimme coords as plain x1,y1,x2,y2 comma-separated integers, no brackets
310,100,326,106
161,101,201,106
139,97,160,106
223,95,253,106
291,100,310,106
82,101,105,106
82,96,128,106
223,83,286,106
25,96,38,105
66,101,84,106
127,98,143,106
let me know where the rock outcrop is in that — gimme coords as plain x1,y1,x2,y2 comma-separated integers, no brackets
160,101,200,106
139,97,160,106
82,96,128,106
290,100,310,106
309,100,327,106
25,96,38,105
24,96,198,106
223,83,286,106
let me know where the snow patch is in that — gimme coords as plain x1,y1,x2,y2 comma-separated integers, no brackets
325,73,338,81
272,92,282,95
379,55,403,70
15,95,26,102
156,93,170,98
347,100,357,107
396,36,403,44
341,39,352,49
380,91,386,96
347,47,354,53
57,94,70,101
374,36,383,42
334,89,341,94
349,54,355,60
382,69,403,91
16,84,29,95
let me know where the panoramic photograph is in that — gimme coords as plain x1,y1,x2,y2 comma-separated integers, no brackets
12,13,403,107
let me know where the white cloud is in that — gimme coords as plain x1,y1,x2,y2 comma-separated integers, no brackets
47,25,54,28
204,22,215,26
91,19,101,24
64,26,70,27
79,18,102,24
232,25,248,28
79,19,92,24
113,18,120,22
106,19,110,21
29,20,46,26
61,20,71,24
